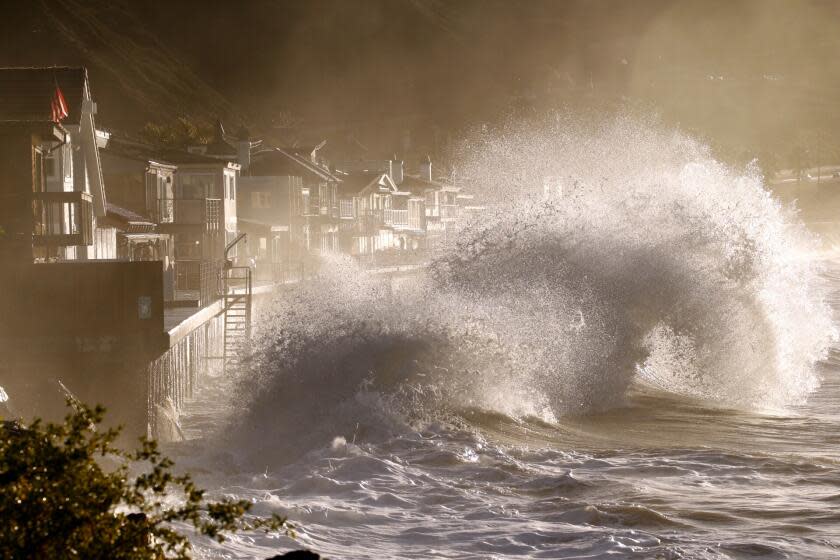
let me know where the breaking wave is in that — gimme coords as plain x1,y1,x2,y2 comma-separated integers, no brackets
228,116,835,464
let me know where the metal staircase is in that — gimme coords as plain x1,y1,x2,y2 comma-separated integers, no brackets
222,266,252,371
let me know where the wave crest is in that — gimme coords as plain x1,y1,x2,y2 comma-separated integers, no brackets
231,117,835,461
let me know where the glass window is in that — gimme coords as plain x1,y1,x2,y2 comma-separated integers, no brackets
34,148,44,192
45,154,57,178
301,189,310,215
178,174,214,199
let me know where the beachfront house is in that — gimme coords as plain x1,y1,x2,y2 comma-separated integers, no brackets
336,171,403,255
401,157,463,249
99,135,188,300
0,68,166,439
0,66,111,260
237,145,342,280
153,149,239,302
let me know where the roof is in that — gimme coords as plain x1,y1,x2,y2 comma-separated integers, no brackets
0,67,88,125
399,173,451,193
104,203,156,232
337,172,397,197
100,136,177,168
248,148,340,182
156,148,236,166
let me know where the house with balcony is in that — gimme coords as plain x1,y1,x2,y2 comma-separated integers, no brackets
0,67,109,261
0,71,166,439
400,156,463,249
236,144,342,280
97,135,176,299
280,146,342,254
153,149,239,301
336,171,405,255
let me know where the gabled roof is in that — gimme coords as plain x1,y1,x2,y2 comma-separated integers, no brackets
338,172,397,197
0,67,88,125
248,147,340,182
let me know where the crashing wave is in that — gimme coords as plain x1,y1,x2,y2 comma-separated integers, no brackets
228,116,835,463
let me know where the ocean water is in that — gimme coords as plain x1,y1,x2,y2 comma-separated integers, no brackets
170,121,840,559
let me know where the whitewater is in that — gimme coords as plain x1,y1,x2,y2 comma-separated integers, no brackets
169,118,840,559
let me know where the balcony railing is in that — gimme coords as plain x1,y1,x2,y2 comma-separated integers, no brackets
32,191,93,247
157,198,222,231
383,208,409,227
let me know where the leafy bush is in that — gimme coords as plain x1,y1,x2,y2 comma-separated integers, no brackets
0,401,291,559
138,117,214,150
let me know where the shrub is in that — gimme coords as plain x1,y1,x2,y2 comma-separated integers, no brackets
0,401,291,559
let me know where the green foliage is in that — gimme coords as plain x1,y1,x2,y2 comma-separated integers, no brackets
138,117,214,150
0,401,291,559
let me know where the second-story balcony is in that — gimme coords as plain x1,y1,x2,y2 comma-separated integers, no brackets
157,198,221,231
32,191,93,247
383,208,409,228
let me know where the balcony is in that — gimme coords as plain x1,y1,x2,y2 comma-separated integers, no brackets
383,208,409,228
157,198,221,231
32,191,93,247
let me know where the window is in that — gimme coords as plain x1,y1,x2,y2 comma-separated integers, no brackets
33,148,44,192
178,174,214,199
225,174,236,200
340,199,354,218
174,232,202,259
301,189,310,215
251,191,271,209
319,184,328,213
64,143,73,181
45,154,57,178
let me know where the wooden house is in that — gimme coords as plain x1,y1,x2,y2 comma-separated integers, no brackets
0,68,166,440
155,149,240,301
336,171,405,255
400,157,463,248
0,66,109,261
238,146,341,278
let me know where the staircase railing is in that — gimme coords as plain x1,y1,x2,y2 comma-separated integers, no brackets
221,266,252,372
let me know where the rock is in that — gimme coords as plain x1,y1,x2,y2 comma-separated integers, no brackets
266,551,321,560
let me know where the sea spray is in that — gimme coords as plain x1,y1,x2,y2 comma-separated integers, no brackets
228,116,835,467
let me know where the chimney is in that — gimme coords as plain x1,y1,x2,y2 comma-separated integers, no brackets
237,125,251,171
389,155,404,185
419,155,432,182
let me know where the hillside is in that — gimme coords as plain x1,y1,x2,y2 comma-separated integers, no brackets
0,0,240,129
3,0,840,169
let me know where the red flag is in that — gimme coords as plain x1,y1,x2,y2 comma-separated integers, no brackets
51,83,69,123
